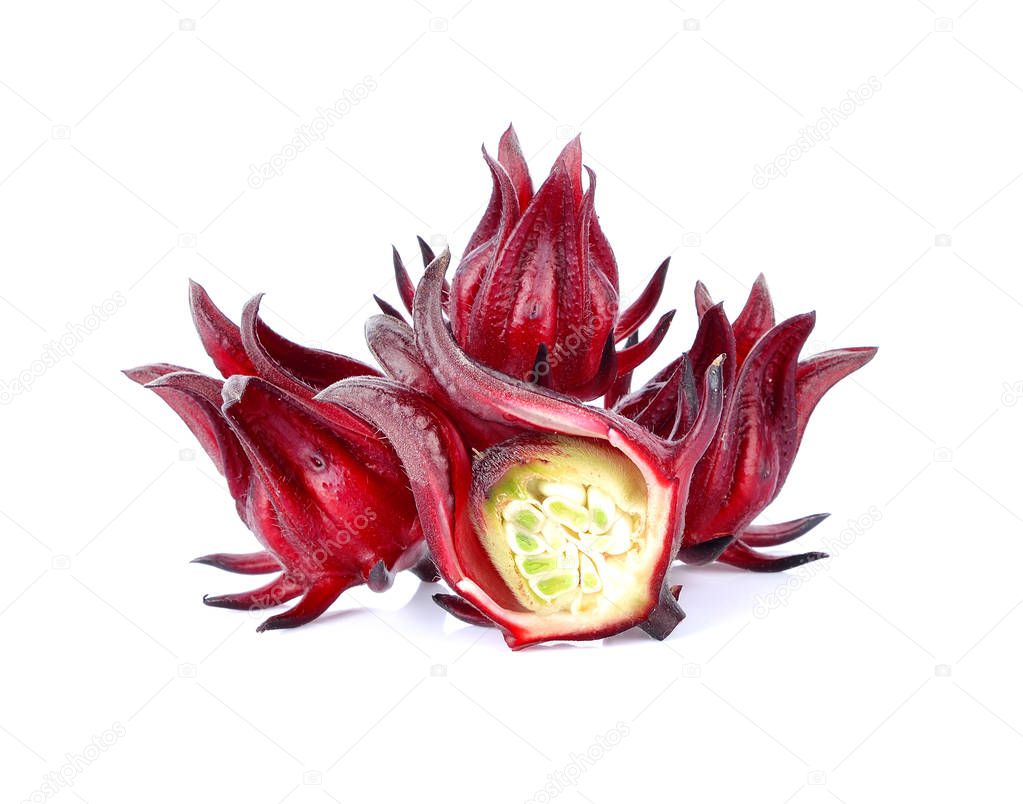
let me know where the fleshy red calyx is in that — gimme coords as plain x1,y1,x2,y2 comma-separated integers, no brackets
189,280,379,394
123,287,430,630
618,275,877,571
389,126,673,401
318,249,726,648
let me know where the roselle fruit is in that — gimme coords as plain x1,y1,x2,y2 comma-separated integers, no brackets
318,250,726,648
387,126,673,401
614,275,877,571
121,125,878,648
125,286,433,630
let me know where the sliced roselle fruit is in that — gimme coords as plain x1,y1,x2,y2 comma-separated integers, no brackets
318,250,726,648
387,126,674,402
618,275,877,571
471,434,654,616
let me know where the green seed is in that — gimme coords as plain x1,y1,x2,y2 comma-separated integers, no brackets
517,555,559,576
532,572,578,599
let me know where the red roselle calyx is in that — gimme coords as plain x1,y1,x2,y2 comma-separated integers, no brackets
124,284,434,630
614,275,877,571
123,126,877,648
387,126,673,401
319,251,726,648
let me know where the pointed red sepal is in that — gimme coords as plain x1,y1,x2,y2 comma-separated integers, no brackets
373,294,407,322
238,294,378,398
256,575,356,631
203,574,303,610
559,333,619,402
449,148,521,342
687,303,737,396
128,366,251,502
416,235,436,267
603,332,638,408
191,551,283,575
614,309,675,377
676,535,735,565
733,273,775,365
794,346,878,451
616,258,669,341
615,356,698,441
434,593,498,629
189,280,255,377
463,144,519,256
694,280,714,318
741,513,830,547
556,136,584,204
392,246,416,315
718,542,828,573
580,166,618,292
497,124,533,211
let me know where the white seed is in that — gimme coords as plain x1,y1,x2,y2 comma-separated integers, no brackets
586,486,619,534
579,554,602,594
601,516,634,555
559,541,580,570
536,480,587,506
541,520,570,552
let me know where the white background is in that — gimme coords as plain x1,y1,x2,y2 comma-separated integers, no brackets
2,1,1021,802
